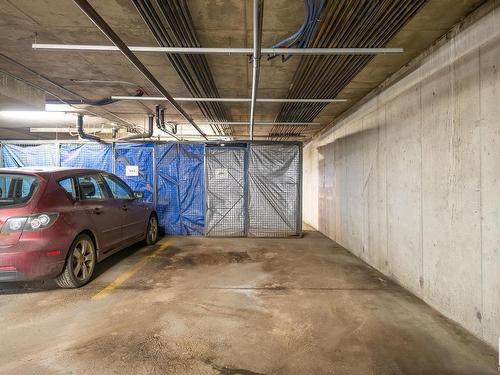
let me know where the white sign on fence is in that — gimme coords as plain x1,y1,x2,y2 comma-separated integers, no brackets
125,165,139,177
214,168,229,179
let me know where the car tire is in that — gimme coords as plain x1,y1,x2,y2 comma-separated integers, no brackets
145,214,159,245
55,234,96,288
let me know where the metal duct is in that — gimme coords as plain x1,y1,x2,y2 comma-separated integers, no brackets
272,0,429,139
132,0,232,136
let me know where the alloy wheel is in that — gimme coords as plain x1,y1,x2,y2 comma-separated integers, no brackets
72,239,95,281
148,216,158,243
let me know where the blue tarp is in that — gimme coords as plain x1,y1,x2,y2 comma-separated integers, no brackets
2,144,57,167
60,143,112,172
156,143,205,235
114,143,154,203
1,141,205,236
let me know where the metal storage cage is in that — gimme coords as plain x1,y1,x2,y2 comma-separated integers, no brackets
204,143,247,237
204,141,302,238
247,143,302,237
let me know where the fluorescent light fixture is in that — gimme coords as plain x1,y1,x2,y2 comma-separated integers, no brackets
45,103,75,112
0,111,76,121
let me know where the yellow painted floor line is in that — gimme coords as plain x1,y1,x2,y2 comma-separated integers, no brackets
92,240,171,301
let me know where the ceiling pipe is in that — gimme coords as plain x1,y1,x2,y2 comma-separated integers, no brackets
72,0,207,140
32,44,404,55
110,96,347,103
159,107,177,134
77,114,103,142
250,0,264,141
131,0,231,137
119,114,154,140
46,89,145,106
155,105,182,141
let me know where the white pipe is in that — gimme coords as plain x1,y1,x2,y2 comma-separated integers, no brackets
170,122,318,126
250,0,264,141
32,43,404,55
30,127,114,133
30,122,319,132
110,96,347,103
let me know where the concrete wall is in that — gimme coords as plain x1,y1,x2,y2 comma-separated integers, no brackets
303,1,500,348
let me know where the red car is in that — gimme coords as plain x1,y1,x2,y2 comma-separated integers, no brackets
0,168,158,288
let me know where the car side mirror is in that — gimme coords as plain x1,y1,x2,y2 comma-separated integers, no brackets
133,191,144,199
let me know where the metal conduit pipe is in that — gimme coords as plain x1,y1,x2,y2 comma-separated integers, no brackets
273,1,402,137
77,114,103,142
149,0,230,135
32,44,404,55
131,0,231,136
272,0,428,140
133,0,221,136
110,95,346,103
72,0,207,140
289,0,424,138
119,115,154,140
249,0,264,141
159,107,178,134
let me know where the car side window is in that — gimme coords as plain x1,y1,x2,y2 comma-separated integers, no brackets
58,177,77,200
102,175,134,200
77,175,105,200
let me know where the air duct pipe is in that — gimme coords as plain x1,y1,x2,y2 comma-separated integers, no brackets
77,114,103,142
119,114,154,140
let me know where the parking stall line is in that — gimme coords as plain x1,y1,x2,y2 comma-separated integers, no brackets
92,240,171,300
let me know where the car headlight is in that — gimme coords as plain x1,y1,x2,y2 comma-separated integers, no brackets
1,213,59,234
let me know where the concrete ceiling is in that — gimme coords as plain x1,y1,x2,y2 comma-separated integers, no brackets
0,0,486,141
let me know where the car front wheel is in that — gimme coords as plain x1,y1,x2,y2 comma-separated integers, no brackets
55,234,96,288
146,214,159,245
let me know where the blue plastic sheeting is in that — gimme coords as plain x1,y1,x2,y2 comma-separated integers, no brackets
60,143,112,172
114,143,154,203
2,144,57,167
156,143,205,235
1,141,206,236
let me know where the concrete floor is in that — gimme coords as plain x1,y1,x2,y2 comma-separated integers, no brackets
0,231,497,374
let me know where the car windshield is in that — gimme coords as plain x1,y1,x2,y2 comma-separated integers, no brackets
0,173,39,208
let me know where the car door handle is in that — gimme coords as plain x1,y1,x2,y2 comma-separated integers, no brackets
122,205,128,211
93,208,102,215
